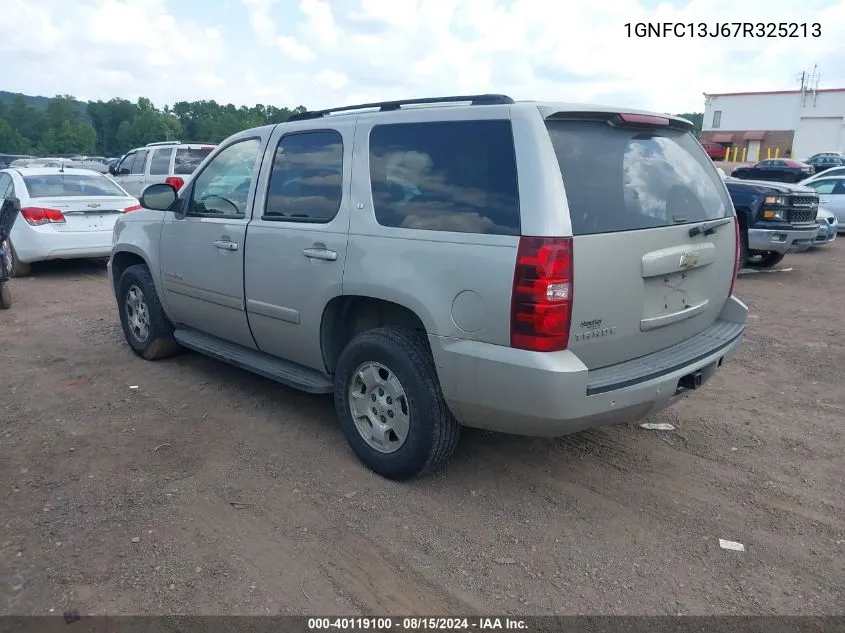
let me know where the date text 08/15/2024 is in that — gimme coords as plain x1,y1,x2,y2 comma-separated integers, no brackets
625,22,821,38
307,617,528,630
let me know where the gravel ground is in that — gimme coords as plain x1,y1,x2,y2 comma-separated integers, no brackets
1,243,843,616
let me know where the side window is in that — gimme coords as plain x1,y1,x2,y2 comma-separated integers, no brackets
833,182,845,195
188,138,261,218
117,153,136,174
712,111,722,128
807,180,836,194
263,130,343,222
149,148,174,176
0,174,11,198
368,120,520,235
131,150,149,175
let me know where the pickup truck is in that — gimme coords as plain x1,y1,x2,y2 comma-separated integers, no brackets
722,176,820,268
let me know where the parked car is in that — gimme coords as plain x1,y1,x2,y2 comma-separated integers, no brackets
731,159,814,183
805,155,845,174
109,141,216,197
721,175,820,267
812,208,838,245
800,176,845,231
0,154,35,169
701,142,727,160
0,167,141,276
805,152,845,161
800,165,845,185
109,95,747,480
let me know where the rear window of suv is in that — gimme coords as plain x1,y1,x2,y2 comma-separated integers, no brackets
546,119,731,235
174,147,214,175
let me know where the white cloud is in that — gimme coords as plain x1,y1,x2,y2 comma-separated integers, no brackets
1,0,844,114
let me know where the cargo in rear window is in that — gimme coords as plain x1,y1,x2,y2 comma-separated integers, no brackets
174,147,214,175
545,119,732,235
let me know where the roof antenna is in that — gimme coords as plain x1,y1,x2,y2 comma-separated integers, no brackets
59,158,65,173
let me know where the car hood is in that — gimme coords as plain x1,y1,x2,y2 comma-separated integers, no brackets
723,177,815,194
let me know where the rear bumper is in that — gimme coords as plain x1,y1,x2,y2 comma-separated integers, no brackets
747,225,819,254
430,296,748,437
12,228,113,263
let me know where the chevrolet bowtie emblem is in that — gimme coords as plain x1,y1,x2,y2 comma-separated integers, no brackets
87,203,101,208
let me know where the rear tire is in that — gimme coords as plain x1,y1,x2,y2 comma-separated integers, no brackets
117,264,179,360
0,284,10,309
746,251,786,268
334,326,461,480
0,238,31,277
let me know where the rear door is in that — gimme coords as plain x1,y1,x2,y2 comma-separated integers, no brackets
544,114,737,369
112,152,136,192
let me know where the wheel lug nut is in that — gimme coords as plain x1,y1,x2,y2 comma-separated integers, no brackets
372,407,377,415
386,396,392,405
387,410,394,418
371,394,376,401
378,388,384,396
380,416,386,423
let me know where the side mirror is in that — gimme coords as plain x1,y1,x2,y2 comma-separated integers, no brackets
108,164,116,175
140,183,178,211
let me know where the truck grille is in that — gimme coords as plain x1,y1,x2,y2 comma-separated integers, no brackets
790,209,818,223
790,195,817,207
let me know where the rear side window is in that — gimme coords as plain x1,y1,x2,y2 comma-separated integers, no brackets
149,148,174,175
175,147,214,175
368,120,520,235
546,120,731,235
264,131,343,222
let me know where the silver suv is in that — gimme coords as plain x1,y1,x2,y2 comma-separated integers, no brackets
109,141,216,197
108,95,748,480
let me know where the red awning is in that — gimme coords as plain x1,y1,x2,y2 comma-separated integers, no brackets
743,130,766,141
711,133,734,143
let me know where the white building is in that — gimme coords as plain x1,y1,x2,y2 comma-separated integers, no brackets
700,87,845,161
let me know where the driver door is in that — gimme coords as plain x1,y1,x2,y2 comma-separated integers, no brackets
158,134,268,349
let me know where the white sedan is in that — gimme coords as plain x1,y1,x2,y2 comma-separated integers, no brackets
0,167,141,276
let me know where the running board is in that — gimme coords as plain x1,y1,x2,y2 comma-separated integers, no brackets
173,328,333,394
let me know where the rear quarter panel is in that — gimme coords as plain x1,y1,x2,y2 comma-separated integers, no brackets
344,107,521,346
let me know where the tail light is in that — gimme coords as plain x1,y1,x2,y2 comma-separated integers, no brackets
21,207,66,226
510,237,573,352
729,217,741,296
165,176,184,191
123,204,143,213
615,113,670,126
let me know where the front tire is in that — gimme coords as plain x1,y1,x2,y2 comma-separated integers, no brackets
334,326,461,480
117,264,179,360
746,251,786,268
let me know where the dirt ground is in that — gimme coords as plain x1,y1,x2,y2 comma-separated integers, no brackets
1,243,843,617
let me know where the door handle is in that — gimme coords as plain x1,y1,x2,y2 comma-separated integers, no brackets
213,240,239,251
303,247,338,261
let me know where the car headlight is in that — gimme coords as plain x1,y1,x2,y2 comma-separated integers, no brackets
764,196,787,206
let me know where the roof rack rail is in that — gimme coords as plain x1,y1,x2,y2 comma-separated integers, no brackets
287,94,514,122
145,140,181,147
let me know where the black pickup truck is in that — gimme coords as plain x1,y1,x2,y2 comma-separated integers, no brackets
722,176,820,268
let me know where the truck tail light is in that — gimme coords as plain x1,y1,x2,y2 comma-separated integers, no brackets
21,207,66,226
510,237,573,352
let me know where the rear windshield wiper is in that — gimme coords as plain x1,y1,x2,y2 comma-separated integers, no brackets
688,217,733,237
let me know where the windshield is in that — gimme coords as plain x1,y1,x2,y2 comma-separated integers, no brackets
545,119,732,235
23,173,128,198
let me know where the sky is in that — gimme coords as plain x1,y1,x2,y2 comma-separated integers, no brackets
2,0,845,114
